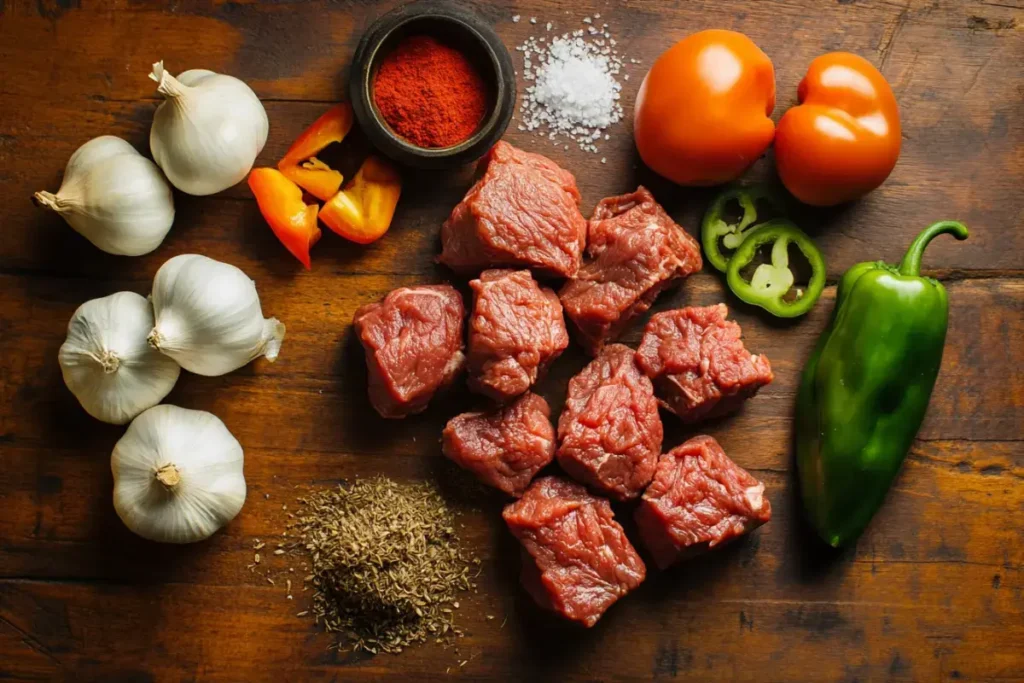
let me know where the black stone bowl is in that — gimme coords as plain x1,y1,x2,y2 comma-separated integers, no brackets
350,1,517,170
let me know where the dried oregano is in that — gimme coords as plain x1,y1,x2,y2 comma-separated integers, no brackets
288,476,476,654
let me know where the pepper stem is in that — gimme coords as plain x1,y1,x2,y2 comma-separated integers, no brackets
898,221,969,276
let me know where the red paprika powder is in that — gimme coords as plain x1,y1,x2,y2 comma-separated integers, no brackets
373,35,489,149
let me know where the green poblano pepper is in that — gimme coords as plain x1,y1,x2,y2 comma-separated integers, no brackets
796,221,969,548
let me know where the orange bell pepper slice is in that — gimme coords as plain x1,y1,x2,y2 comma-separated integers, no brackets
319,156,402,245
277,104,354,201
248,168,321,269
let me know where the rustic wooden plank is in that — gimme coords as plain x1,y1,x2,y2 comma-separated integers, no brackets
4,93,1021,280
1,436,1020,578
1,275,1020,456
0,617,62,681
0,555,1020,682
1,2,1022,274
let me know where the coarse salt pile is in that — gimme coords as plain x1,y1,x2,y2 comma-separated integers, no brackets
515,15,633,153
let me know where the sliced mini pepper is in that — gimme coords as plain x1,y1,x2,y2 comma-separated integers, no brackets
277,104,354,201
701,185,784,272
725,219,825,318
319,155,402,245
248,168,321,269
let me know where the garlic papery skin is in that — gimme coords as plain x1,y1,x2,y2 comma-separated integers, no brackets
34,136,175,256
149,61,269,196
112,404,246,544
59,292,181,425
148,254,285,376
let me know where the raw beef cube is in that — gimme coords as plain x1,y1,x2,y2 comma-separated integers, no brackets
557,344,662,501
503,476,646,627
439,142,587,278
353,285,465,419
635,435,771,569
635,304,773,423
442,393,556,497
560,187,702,354
467,269,569,401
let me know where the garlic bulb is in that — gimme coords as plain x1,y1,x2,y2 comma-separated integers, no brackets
149,61,269,196
148,254,285,376
33,136,175,256
112,404,246,543
59,292,181,425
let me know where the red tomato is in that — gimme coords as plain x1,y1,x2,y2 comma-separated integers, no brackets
634,30,776,186
775,52,901,206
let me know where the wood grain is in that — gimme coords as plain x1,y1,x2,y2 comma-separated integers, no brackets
0,0,1022,681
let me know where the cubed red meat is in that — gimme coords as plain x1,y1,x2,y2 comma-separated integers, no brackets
503,476,646,627
557,344,662,501
635,304,773,423
352,285,465,419
635,435,771,569
467,269,569,401
559,187,702,354
442,393,556,497
439,142,587,278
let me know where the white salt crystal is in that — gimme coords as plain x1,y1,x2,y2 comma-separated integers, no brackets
513,18,631,154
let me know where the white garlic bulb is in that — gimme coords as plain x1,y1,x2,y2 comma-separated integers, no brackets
112,404,246,544
149,61,269,196
148,254,285,376
59,292,181,425
34,136,175,256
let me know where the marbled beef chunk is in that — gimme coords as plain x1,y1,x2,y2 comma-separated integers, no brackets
503,476,646,627
439,142,587,278
467,269,569,402
557,344,662,501
442,393,555,497
560,187,702,354
353,285,465,419
635,304,773,423
635,435,771,570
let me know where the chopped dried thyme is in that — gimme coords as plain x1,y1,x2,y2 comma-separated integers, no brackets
286,476,475,654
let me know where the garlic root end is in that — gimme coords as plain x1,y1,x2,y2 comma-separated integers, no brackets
147,328,164,350
155,463,181,489
89,349,121,374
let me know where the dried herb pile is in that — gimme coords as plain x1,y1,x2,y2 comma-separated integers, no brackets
291,476,477,654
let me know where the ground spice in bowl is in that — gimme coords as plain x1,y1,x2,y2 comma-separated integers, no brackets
373,35,489,149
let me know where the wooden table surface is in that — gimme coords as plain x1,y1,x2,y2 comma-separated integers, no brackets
1,0,1022,681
